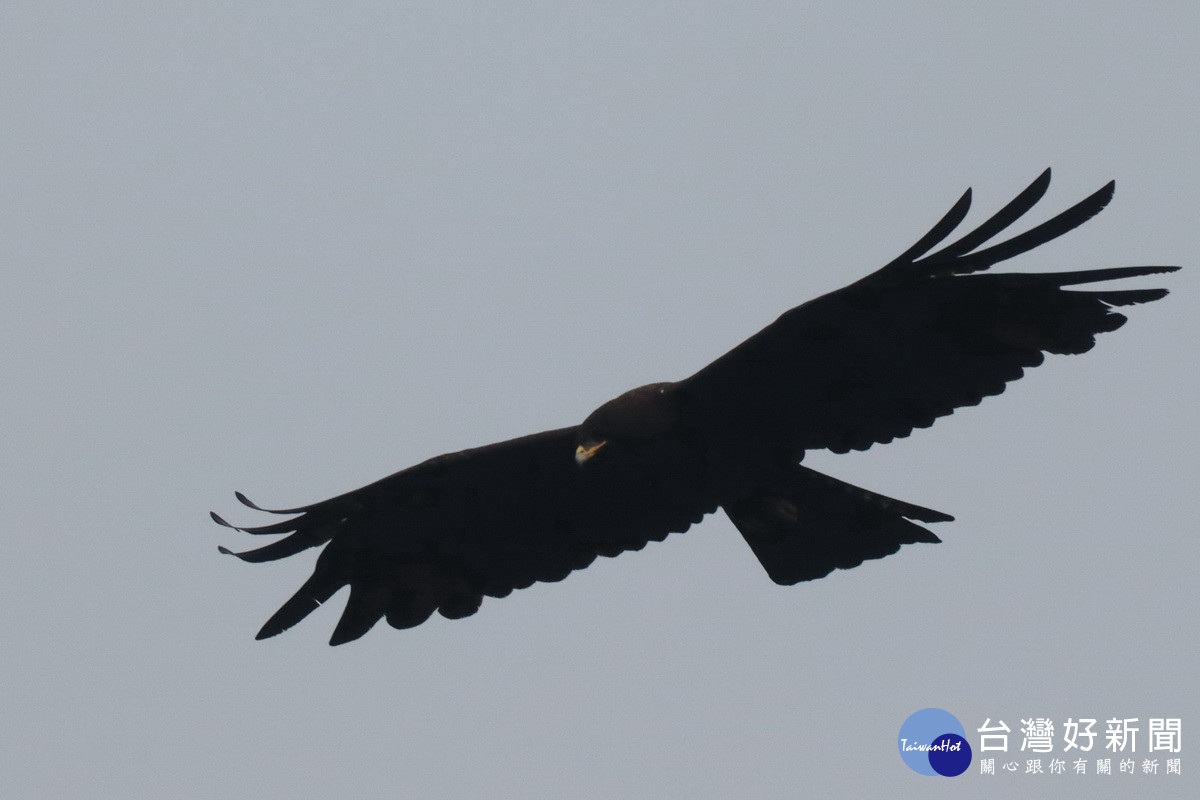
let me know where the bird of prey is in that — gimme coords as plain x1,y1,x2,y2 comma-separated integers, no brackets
214,170,1177,645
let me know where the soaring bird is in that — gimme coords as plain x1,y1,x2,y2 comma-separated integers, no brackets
214,170,1177,645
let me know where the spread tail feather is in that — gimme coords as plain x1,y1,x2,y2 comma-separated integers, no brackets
725,465,948,585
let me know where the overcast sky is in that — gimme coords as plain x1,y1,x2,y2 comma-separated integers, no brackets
2,3,1197,798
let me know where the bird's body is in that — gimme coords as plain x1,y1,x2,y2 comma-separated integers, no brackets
215,170,1178,645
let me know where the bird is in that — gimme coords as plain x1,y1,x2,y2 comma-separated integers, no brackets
213,169,1177,645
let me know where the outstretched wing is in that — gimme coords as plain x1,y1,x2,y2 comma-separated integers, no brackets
681,170,1178,455
214,427,716,645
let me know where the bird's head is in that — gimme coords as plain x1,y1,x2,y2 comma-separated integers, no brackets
575,382,681,467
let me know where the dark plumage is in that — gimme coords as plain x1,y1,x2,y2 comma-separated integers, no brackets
213,170,1178,645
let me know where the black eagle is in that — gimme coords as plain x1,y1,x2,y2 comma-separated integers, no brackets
214,170,1177,645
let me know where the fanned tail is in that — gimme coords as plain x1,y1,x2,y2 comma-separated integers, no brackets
724,465,950,585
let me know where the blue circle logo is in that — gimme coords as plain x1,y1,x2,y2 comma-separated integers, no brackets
898,708,972,777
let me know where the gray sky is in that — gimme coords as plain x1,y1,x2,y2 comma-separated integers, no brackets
2,3,1197,798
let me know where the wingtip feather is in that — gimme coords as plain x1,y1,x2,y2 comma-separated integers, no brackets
235,491,308,515
255,573,343,640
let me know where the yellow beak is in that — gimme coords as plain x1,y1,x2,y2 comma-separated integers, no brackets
574,440,607,466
